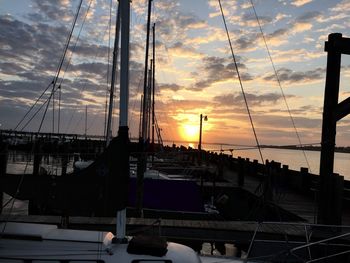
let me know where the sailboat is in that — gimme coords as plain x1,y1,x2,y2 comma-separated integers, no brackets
0,1,247,262
2,0,215,219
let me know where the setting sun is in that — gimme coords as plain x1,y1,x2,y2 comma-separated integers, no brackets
180,124,199,142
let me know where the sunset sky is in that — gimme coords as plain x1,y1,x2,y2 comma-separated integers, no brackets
1,0,350,148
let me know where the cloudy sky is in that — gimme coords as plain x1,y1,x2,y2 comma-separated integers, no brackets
1,0,350,147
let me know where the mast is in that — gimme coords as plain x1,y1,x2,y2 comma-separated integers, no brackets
318,33,350,225
147,61,152,141
139,95,143,138
141,0,153,141
136,0,152,215
152,23,155,150
116,0,130,240
84,105,87,138
58,85,61,134
106,2,121,146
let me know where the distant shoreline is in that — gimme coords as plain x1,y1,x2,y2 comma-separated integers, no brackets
260,145,350,154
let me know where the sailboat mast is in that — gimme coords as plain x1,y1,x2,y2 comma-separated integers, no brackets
152,23,155,148
116,0,130,240
85,105,87,138
147,61,152,141
106,2,121,146
139,95,143,138
141,0,153,141
119,1,129,127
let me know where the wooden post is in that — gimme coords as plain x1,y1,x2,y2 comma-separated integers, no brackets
0,140,8,215
264,160,273,202
61,142,69,176
33,139,42,175
282,164,289,186
318,33,350,224
300,167,310,192
332,174,344,225
237,157,244,187
252,160,258,177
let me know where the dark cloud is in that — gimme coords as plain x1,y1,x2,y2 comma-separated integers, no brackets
0,14,69,75
178,15,206,29
158,83,182,92
296,11,322,22
153,6,206,44
28,0,75,22
71,43,109,58
235,35,257,50
255,114,321,129
70,62,108,79
155,99,212,113
264,67,324,83
192,56,252,90
213,92,289,107
267,28,289,39
241,13,273,25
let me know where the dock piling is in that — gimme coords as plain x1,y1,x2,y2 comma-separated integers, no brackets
33,139,42,175
0,140,8,215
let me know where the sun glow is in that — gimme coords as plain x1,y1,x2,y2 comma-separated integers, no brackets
180,124,199,142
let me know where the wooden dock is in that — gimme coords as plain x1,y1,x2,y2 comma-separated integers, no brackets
220,164,350,225
2,215,349,244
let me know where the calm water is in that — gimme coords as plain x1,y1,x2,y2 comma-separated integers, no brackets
203,145,350,180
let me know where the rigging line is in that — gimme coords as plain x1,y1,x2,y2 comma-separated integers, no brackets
1,142,34,238
248,0,311,172
218,0,264,164
58,85,61,133
20,89,55,132
64,22,111,134
14,81,53,131
40,0,84,133
104,0,114,138
53,0,83,85
57,0,94,88
129,74,144,131
39,87,56,133
56,0,94,133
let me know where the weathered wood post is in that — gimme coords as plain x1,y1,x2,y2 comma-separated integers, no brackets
264,160,273,202
0,140,8,215
318,33,350,225
33,139,42,175
300,167,310,192
252,159,259,177
237,157,244,187
61,142,69,176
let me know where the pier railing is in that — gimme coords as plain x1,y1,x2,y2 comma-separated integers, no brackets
162,145,349,223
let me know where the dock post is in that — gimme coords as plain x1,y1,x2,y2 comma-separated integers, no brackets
318,33,350,224
0,140,8,215
332,174,344,225
33,139,42,175
282,165,289,186
264,160,273,202
61,142,69,176
300,167,310,192
237,157,244,187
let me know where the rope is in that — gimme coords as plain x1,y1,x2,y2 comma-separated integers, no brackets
218,0,264,165
1,143,33,238
14,81,53,131
58,85,61,133
104,0,114,138
21,0,83,133
19,90,49,131
50,0,84,133
64,20,112,134
248,0,312,172
56,0,94,133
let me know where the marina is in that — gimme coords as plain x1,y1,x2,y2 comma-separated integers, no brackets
1,0,350,262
